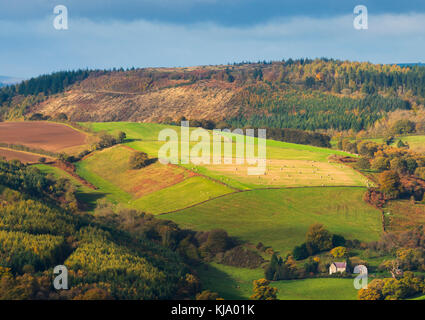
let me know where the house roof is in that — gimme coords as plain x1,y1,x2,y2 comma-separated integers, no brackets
333,262,347,268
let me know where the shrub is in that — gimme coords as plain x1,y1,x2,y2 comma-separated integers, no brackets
250,279,278,300
392,120,416,135
196,290,221,300
129,152,150,169
304,257,319,274
415,167,425,180
199,229,231,259
355,157,371,170
292,243,309,260
306,223,332,253
220,246,264,269
330,246,347,258
378,170,402,199
371,157,390,171
331,234,346,247
56,113,68,121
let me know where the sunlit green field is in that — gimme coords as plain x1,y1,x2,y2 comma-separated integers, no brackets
75,144,234,213
84,122,366,190
132,176,235,214
331,134,425,153
196,263,358,300
35,122,380,300
162,187,382,255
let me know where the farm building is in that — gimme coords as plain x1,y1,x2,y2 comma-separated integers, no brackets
329,262,347,275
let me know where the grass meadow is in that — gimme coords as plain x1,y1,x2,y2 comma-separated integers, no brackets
195,263,358,300
162,187,382,255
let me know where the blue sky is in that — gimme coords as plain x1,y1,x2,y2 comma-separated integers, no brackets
1,0,425,78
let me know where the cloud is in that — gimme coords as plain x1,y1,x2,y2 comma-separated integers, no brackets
1,13,425,78
2,1,425,25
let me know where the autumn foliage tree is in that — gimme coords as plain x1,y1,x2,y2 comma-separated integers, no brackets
378,170,402,199
306,223,332,254
250,278,278,300
129,151,150,169
330,246,348,259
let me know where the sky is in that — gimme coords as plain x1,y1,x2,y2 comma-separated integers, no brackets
1,0,425,78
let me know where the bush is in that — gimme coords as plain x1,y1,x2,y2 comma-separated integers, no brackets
250,279,278,300
378,170,402,199
415,167,425,180
117,131,126,143
304,257,319,274
220,246,264,269
331,234,346,247
292,243,309,260
306,223,332,253
355,157,371,170
29,113,49,121
330,246,347,258
129,152,150,169
199,229,231,259
371,157,390,171
196,290,221,300
392,120,416,135
56,113,68,121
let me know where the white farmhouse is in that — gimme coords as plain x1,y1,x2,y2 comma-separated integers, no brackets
329,262,347,275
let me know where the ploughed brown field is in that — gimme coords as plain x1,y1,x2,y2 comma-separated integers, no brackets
0,148,50,163
0,121,87,152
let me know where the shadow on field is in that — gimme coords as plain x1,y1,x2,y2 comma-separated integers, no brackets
195,263,246,300
76,191,108,211
124,138,142,143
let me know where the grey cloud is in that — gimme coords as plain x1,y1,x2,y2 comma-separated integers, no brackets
1,13,425,78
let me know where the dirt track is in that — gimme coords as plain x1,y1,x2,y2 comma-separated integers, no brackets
0,121,87,152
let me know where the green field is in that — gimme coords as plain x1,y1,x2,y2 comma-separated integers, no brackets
331,134,425,153
196,263,358,300
33,164,104,210
31,122,382,300
162,187,382,255
132,176,235,214
82,122,366,190
393,135,425,152
75,145,234,213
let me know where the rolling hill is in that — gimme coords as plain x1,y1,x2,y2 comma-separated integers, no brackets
2,59,425,133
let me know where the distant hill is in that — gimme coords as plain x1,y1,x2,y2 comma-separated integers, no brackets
398,63,425,67
0,75,23,87
1,59,425,131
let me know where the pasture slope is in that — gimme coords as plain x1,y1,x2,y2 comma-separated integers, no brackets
75,144,234,213
84,122,368,190
196,263,358,300
331,134,425,153
77,123,379,251
1,121,377,300
162,187,382,255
